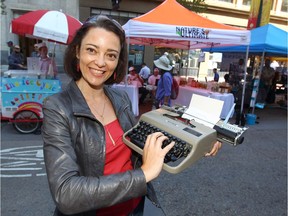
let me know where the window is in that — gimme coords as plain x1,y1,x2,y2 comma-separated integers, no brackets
243,0,275,9
218,0,233,3
128,45,145,67
242,0,251,6
281,0,288,12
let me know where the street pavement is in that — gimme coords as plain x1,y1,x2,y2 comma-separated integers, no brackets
158,106,287,216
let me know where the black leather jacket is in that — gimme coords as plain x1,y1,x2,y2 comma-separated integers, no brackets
42,80,157,216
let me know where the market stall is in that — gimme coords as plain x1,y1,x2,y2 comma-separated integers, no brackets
123,0,250,50
202,24,288,112
122,0,251,115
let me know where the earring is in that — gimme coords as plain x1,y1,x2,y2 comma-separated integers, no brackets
114,72,116,80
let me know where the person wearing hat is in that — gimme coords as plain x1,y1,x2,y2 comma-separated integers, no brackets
8,45,26,70
153,55,173,108
38,42,58,78
7,41,14,54
127,66,149,104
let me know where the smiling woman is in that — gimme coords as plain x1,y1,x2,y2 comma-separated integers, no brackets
41,14,179,216
42,14,221,216
77,28,120,90
64,15,127,84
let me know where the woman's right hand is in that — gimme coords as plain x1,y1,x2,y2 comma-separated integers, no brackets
141,132,175,182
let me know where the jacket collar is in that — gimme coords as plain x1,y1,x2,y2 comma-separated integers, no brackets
64,80,123,118
65,80,92,116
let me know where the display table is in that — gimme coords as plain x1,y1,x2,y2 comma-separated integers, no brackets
111,84,139,116
171,86,235,119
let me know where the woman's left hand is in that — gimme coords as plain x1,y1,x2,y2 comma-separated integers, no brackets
205,141,222,157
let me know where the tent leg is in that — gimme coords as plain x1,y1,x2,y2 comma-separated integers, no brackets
251,51,265,114
125,37,130,87
240,46,250,116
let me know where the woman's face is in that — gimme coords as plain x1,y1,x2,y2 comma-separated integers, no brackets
39,47,48,58
77,27,121,87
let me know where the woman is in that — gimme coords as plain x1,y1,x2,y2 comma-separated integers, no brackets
38,42,58,78
127,66,149,104
42,15,221,216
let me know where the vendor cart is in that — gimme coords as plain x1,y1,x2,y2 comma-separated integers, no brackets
1,70,61,134
6,9,81,133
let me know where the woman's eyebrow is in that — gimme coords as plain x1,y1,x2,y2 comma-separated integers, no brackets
85,43,119,53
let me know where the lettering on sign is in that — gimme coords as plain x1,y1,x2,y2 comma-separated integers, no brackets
176,27,209,39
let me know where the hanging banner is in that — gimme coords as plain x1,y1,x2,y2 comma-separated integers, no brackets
247,0,272,30
259,0,272,27
247,0,261,30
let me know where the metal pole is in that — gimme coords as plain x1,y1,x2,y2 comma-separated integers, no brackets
240,45,250,115
252,51,265,113
186,41,190,82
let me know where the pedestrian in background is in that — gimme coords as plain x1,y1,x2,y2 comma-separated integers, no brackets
229,58,245,86
258,59,275,103
139,62,151,83
7,41,14,54
38,42,57,78
8,45,26,70
224,73,229,83
147,67,161,98
127,66,149,104
153,55,173,108
213,68,219,82
31,43,40,57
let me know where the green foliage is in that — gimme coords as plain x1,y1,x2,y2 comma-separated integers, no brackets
177,0,207,13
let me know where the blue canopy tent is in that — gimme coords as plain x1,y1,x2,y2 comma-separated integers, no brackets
203,24,288,56
203,24,287,115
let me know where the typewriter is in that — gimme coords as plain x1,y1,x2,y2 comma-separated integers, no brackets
123,98,247,174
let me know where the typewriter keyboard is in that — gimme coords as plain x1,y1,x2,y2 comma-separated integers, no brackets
125,120,192,163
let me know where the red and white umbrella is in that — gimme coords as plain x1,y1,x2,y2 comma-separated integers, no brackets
11,10,82,44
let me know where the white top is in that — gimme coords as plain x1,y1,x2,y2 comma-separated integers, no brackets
139,65,151,79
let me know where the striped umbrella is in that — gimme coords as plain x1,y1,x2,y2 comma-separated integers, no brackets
11,10,82,44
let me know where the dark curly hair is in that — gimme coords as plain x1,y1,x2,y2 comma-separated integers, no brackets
64,15,128,84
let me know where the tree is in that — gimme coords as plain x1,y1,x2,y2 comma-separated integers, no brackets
177,0,207,13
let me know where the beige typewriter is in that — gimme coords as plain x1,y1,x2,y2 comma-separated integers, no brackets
123,107,218,174
123,95,247,174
